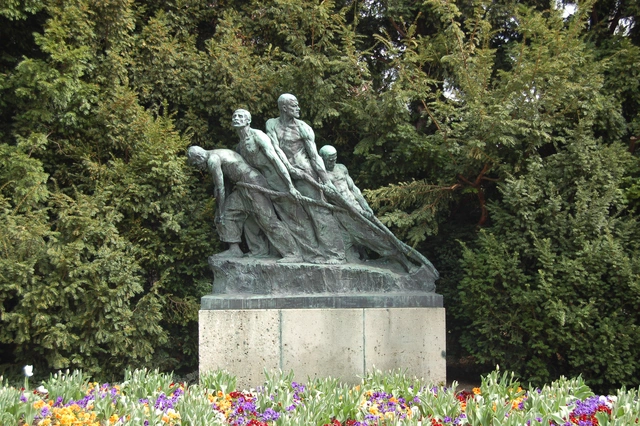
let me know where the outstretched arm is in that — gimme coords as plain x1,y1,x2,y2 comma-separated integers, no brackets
345,167,374,217
298,122,331,184
207,155,225,221
256,132,301,198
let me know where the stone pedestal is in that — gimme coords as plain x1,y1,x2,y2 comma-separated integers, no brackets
199,258,446,388
199,307,446,389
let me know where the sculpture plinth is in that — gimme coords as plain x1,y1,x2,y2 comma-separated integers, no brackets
206,256,438,304
200,257,446,388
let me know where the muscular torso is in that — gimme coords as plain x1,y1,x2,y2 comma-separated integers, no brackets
270,119,314,173
213,149,263,185
236,130,287,190
329,164,364,213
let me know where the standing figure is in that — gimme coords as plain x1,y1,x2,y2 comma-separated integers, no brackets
232,109,324,260
319,145,416,272
265,94,345,264
186,146,302,263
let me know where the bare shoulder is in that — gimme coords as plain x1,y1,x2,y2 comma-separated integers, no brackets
251,128,271,144
265,118,278,132
335,163,349,174
295,119,315,138
215,148,244,162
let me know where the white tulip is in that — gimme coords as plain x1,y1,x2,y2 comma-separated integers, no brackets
23,365,33,377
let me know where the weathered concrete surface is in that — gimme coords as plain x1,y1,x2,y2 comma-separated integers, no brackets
364,308,446,383
281,309,364,382
199,309,280,387
199,307,446,389
208,257,437,295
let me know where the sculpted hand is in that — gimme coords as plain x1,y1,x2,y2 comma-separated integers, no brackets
322,183,338,197
289,187,303,201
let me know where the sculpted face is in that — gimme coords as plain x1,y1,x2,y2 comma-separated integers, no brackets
232,109,251,128
323,154,337,172
283,98,300,119
187,146,208,170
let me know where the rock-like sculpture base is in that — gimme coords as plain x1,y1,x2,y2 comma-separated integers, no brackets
207,256,438,299
199,257,445,387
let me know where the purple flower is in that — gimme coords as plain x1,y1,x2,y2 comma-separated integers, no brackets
53,396,64,407
41,406,51,418
19,393,27,403
286,404,296,411
365,414,378,422
291,381,306,393
413,396,420,404
444,416,452,423
261,408,280,421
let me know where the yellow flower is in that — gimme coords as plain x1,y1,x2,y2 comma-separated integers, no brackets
33,400,45,409
37,419,51,426
472,387,481,395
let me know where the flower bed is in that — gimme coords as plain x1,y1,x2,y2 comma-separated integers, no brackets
1,367,639,425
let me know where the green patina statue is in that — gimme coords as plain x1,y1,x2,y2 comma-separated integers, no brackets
188,95,438,282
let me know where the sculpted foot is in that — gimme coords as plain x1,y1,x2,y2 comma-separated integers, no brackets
213,244,244,258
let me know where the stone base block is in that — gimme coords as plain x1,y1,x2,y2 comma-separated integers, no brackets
199,307,446,389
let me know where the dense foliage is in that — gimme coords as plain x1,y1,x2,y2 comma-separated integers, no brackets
1,0,639,390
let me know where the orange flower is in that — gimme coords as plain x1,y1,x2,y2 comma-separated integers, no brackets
472,387,481,395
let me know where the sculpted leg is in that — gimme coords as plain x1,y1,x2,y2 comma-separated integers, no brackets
241,188,301,260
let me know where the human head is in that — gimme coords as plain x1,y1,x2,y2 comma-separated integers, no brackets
319,145,338,172
277,93,300,119
187,145,209,170
232,109,251,129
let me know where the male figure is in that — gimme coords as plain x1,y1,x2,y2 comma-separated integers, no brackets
186,146,301,263
232,109,324,260
319,145,416,272
266,94,345,263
